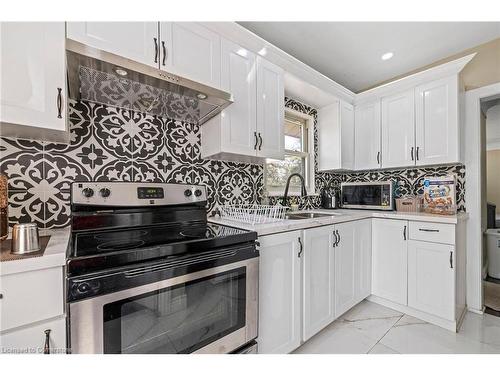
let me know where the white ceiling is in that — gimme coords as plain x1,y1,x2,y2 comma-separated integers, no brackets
238,22,500,93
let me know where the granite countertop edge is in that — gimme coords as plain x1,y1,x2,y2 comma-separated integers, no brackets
209,209,469,236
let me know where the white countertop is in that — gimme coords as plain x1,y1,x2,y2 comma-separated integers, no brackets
0,227,70,276
209,209,468,236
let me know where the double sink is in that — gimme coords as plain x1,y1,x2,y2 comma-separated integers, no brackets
284,212,341,220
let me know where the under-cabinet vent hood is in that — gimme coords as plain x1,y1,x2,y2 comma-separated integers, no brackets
66,40,232,125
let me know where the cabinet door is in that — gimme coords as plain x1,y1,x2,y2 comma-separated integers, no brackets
415,76,459,166
371,219,408,305
257,231,301,354
355,101,381,170
354,219,372,302
335,221,356,317
0,317,66,354
341,102,355,170
66,22,159,67
219,39,257,156
160,22,221,87
318,101,341,171
256,56,285,159
381,90,415,168
1,22,66,132
408,240,455,320
303,226,335,340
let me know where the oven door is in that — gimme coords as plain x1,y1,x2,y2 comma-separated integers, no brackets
69,257,258,354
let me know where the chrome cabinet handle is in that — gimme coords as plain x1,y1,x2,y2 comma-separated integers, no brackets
162,40,167,66
449,251,453,269
419,228,439,233
258,133,263,150
56,88,62,118
332,230,338,247
254,131,258,150
377,151,380,165
410,147,414,161
298,237,303,258
153,37,159,63
403,225,407,241
416,146,420,161
336,229,340,245
44,329,51,354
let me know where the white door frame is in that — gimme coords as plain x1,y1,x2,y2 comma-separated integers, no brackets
465,82,500,313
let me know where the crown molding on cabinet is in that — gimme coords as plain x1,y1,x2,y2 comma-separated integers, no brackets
355,53,477,105
201,22,356,105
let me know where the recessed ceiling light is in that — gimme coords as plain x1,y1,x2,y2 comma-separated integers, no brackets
196,93,208,100
381,52,394,61
114,67,128,76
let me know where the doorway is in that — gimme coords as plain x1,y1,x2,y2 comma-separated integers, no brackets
483,98,500,316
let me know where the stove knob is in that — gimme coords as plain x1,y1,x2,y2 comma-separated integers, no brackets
82,187,94,198
76,282,91,294
184,189,193,197
194,189,202,197
99,188,111,198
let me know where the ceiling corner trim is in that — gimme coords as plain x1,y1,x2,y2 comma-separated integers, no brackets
355,53,478,104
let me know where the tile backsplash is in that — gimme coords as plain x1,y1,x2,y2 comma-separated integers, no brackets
0,100,262,228
0,97,465,229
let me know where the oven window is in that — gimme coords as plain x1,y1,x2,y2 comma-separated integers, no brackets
103,267,246,353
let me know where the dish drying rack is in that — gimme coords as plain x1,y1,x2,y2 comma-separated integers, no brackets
219,204,287,225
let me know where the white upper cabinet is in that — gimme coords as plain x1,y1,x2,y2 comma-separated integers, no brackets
67,22,159,67
381,90,415,169
371,218,408,306
202,40,256,158
408,240,455,320
256,56,285,159
303,225,335,340
415,76,459,166
318,100,355,171
257,231,302,354
1,22,67,140
203,52,284,162
160,22,221,87
354,101,381,170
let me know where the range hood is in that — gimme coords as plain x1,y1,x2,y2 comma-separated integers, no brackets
66,40,232,125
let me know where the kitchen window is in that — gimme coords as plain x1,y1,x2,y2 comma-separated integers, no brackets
265,109,315,196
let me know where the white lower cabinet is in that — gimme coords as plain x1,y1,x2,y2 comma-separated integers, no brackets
258,220,372,353
0,266,66,354
257,231,302,354
302,226,335,341
334,219,372,318
371,218,408,305
408,240,455,320
0,317,66,354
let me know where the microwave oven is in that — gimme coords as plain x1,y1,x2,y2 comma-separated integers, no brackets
340,181,394,210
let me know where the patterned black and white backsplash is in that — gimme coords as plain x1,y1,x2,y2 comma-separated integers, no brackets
0,100,262,229
0,97,465,229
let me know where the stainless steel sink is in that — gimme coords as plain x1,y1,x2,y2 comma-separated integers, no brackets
284,212,339,220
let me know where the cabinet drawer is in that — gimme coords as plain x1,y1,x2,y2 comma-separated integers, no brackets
0,267,64,332
409,222,455,244
0,317,66,354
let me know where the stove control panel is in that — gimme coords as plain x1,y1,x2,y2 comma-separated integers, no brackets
72,182,207,206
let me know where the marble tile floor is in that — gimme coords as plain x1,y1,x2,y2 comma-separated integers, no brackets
293,300,500,354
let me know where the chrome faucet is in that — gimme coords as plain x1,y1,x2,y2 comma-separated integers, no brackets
282,173,307,207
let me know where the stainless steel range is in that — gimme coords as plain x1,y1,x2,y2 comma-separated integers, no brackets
66,182,258,354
